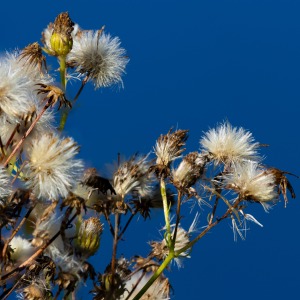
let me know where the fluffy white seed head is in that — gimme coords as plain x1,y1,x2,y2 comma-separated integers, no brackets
200,122,260,164
0,52,53,122
223,161,278,202
25,133,83,200
67,30,129,88
9,236,35,263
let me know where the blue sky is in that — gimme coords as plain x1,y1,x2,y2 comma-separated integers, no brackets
2,1,300,299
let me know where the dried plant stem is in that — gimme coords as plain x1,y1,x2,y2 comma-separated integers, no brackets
73,75,89,103
209,197,219,225
160,177,171,244
0,273,25,300
132,253,174,300
2,204,36,259
118,212,136,241
110,213,120,284
103,210,115,237
5,124,20,150
0,212,77,283
172,190,182,248
3,102,50,167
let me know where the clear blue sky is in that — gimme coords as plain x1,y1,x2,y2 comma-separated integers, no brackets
2,1,300,299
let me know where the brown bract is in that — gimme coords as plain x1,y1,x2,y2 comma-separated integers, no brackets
36,84,71,109
19,42,47,73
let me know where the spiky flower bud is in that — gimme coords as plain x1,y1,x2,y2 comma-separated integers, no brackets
76,217,103,257
49,12,74,56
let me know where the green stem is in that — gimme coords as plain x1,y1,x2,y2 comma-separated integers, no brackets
58,109,69,131
132,253,174,300
160,177,171,245
59,56,67,91
58,55,70,131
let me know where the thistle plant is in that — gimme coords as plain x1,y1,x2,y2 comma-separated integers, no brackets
0,12,297,300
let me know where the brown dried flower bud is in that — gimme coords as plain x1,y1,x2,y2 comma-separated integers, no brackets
154,129,188,177
19,42,47,73
172,152,208,190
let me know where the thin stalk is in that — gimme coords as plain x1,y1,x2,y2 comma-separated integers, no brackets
209,197,219,225
58,55,69,131
132,253,174,300
3,102,51,167
73,75,89,103
0,212,78,283
110,213,119,283
5,124,20,150
160,177,171,245
118,212,136,241
125,271,146,300
172,190,182,248
103,210,115,237
59,55,67,91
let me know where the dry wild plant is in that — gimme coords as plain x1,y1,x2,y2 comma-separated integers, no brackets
0,11,297,300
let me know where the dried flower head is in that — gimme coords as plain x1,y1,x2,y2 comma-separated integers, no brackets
113,155,152,199
25,133,83,200
172,152,207,190
19,42,47,73
36,83,71,108
19,279,50,300
154,129,188,175
200,122,260,164
67,29,129,88
266,167,297,207
223,161,278,203
76,217,103,257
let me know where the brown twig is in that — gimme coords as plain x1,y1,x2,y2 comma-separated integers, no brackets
3,102,51,167
172,190,182,248
0,212,78,283
72,75,89,103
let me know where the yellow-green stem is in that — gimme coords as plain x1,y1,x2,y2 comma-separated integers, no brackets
58,55,70,131
160,177,171,245
132,253,174,300
59,56,67,91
